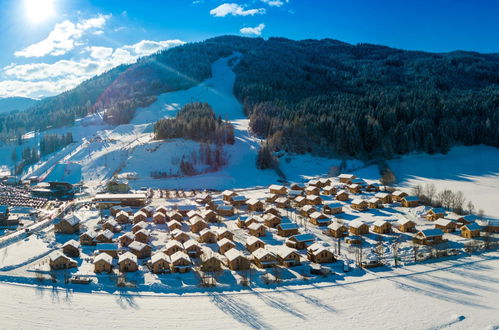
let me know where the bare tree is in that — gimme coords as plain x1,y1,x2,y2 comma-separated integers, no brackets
412,243,419,263
437,189,453,209
392,236,402,266
423,183,436,204
451,191,466,214
466,201,475,215
411,185,423,198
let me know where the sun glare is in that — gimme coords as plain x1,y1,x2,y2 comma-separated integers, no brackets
24,0,55,23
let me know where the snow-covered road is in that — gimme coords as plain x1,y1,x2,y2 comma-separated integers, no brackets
0,252,497,329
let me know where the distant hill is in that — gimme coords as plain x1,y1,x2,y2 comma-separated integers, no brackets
0,97,38,114
0,36,497,160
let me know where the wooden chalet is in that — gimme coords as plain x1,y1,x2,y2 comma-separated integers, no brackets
286,233,315,250
54,215,80,234
151,252,171,274
153,212,167,224
434,218,457,233
217,238,236,255
118,232,134,247
247,198,264,212
222,190,237,201
328,222,348,238
102,219,121,233
128,241,152,259
168,211,184,222
335,190,349,201
324,202,343,215
248,222,266,237
252,248,277,269
115,211,130,224
413,229,444,245
95,229,114,243
62,240,80,258
338,174,356,184
426,208,447,221
274,197,291,209
200,253,223,272
132,221,148,234
217,205,235,217
305,186,320,196
374,192,392,204
96,243,119,258
306,195,322,206
366,183,381,192
49,251,77,270
293,196,307,207
171,251,191,272
392,191,408,202
322,185,337,196
307,244,336,263
171,229,189,243
275,246,301,267
264,206,280,216
163,240,184,256
80,230,97,246
309,212,331,226
156,206,169,215
269,184,287,195
195,193,212,205
372,219,392,234
119,252,138,272
397,218,416,232
351,199,368,211
456,214,478,227
224,249,250,270
167,219,182,231
183,239,202,258
133,211,148,224
347,184,362,194
299,205,317,217
245,236,265,253
134,229,150,243
198,229,217,243
277,222,300,237
93,253,113,273
263,213,281,228
461,223,481,238
189,216,208,233
231,195,248,207
216,228,234,241
349,220,369,235
367,197,383,209
237,216,259,229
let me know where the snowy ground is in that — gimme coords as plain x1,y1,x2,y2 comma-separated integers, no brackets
0,252,497,329
355,145,499,218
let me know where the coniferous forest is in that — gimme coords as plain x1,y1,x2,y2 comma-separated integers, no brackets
1,36,497,161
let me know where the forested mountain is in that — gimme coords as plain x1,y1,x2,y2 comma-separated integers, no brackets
2,35,498,161
0,97,37,114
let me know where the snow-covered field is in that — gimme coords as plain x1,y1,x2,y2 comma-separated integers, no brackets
0,252,497,329
355,145,499,218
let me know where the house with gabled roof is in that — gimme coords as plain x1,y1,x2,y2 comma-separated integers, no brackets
94,253,113,273
349,220,369,235
62,239,80,258
217,238,236,254
275,246,301,267
224,249,250,270
434,218,457,233
248,222,266,237
277,222,299,237
413,229,444,245
426,208,447,221
402,196,420,207
163,240,184,256
397,218,416,232
183,239,202,258
286,233,315,250
95,229,114,243
151,252,171,274
80,230,97,246
54,215,80,234
335,190,349,201
307,244,335,264
328,222,348,238
198,228,217,243
245,236,265,253
200,252,223,272
49,251,77,270
119,252,138,272
461,223,481,238
170,251,191,273
373,219,392,234
252,248,277,269
128,241,152,259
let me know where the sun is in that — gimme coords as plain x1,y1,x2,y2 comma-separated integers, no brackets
24,0,56,23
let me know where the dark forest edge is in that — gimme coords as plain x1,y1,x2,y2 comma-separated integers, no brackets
0,35,497,163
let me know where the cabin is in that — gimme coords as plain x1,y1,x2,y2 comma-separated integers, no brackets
217,228,234,241
95,229,114,243
349,220,369,235
222,190,237,201
264,206,280,216
195,193,212,205
252,248,277,269
118,232,134,247
247,199,264,212
80,230,97,246
374,192,392,204
93,253,113,273
96,243,119,258
274,246,300,267
168,212,184,222
119,252,138,272
187,210,202,219
201,209,218,223
299,205,317,217
392,190,408,202
237,216,259,229
103,219,121,233
277,222,300,237
347,184,362,194
306,195,322,206
309,212,331,226
133,211,148,224
167,220,182,231
132,221,148,234
372,220,392,234
367,197,383,209
269,184,287,195
413,229,444,245
153,212,167,224
189,216,208,233
293,196,307,207
318,178,332,187
134,229,150,243
115,211,130,224
461,223,481,239
140,205,155,218
248,222,266,237
455,214,478,227
62,240,80,258
245,236,265,253
286,233,315,250
200,253,223,272
274,197,291,209
163,240,184,256
308,179,319,187
171,229,189,243
287,190,302,200
156,206,169,215
151,252,171,274
322,185,337,196
231,195,248,207
478,220,499,233
171,251,191,273
335,190,349,201
224,249,250,270
177,205,197,217
49,251,77,270
183,239,202,258
218,238,236,255
397,218,416,232
54,215,80,234
290,183,305,191
266,194,279,203
217,205,234,217
338,174,356,184
305,186,320,196
128,241,152,259
366,183,381,192
434,218,457,233
263,213,281,228
307,245,336,264
198,229,217,243
328,222,348,238
426,208,447,221
351,199,368,211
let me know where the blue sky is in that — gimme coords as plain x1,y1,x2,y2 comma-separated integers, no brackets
0,0,498,99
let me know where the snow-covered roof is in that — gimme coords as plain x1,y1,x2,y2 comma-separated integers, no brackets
246,236,263,246
351,199,365,205
403,196,420,202
165,240,183,250
328,222,345,230
338,174,355,179
217,238,235,248
252,248,275,260
62,214,80,226
392,191,406,197
81,230,97,239
463,222,481,231
269,184,285,191
418,229,444,238
278,222,299,230
132,221,148,229
63,239,80,249
232,195,247,202
225,248,244,261
183,239,200,250
397,218,414,226
171,251,191,264
290,233,315,243
119,252,137,263
104,219,118,227
248,222,265,230
222,190,236,196
375,192,390,198
189,216,206,225
120,232,134,240
349,220,366,228
99,229,114,240
94,253,113,264
434,218,454,226
337,190,348,195
199,228,215,236
151,252,170,264
134,211,147,218
128,241,148,251
247,198,262,206
373,219,388,227
274,246,297,259
309,211,326,219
